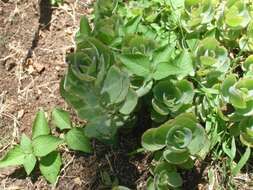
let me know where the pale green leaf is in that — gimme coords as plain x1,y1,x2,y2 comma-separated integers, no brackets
40,151,62,184
119,89,138,115
52,108,72,130
0,145,25,168
32,110,50,139
20,134,33,154
32,135,64,157
101,66,130,103
23,154,37,175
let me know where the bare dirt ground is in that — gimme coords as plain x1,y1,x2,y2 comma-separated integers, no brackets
0,0,148,189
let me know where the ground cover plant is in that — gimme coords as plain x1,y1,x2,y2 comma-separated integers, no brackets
0,0,253,189
60,0,253,188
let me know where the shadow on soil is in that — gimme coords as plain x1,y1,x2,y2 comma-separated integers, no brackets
24,0,53,62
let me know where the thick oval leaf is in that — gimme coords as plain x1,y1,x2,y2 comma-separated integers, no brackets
221,75,237,98
153,50,194,80
146,177,155,190
153,44,175,65
187,125,208,155
243,55,253,71
39,151,62,184
32,110,50,139
101,66,130,104
52,108,72,130
65,128,92,153
152,99,170,116
119,89,138,115
32,135,64,157
142,128,166,151
163,149,189,164
118,54,150,77
0,145,25,168
155,170,183,189
23,154,37,175
228,86,246,109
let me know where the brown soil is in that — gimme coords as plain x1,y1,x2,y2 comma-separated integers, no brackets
0,0,148,189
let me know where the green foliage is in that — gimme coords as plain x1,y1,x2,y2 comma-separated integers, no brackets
60,0,253,188
0,108,92,184
65,128,92,153
52,108,72,130
142,113,208,189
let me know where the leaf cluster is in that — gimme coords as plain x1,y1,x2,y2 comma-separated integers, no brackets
0,108,92,184
61,0,253,188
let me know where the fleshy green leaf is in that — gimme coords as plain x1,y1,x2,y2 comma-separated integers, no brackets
39,151,62,184
101,66,130,104
142,128,166,151
32,135,64,157
0,145,25,168
153,50,194,80
221,75,237,98
65,128,92,153
229,86,246,109
163,149,189,164
119,89,138,115
155,170,183,189
32,110,50,139
52,108,72,130
118,54,150,77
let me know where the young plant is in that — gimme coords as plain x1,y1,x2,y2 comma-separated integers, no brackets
0,108,92,184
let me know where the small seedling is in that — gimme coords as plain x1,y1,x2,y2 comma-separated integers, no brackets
0,108,92,184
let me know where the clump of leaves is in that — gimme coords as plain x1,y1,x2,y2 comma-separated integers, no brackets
0,108,92,184
142,113,209,189
151,79,194,121
61,0,253,188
